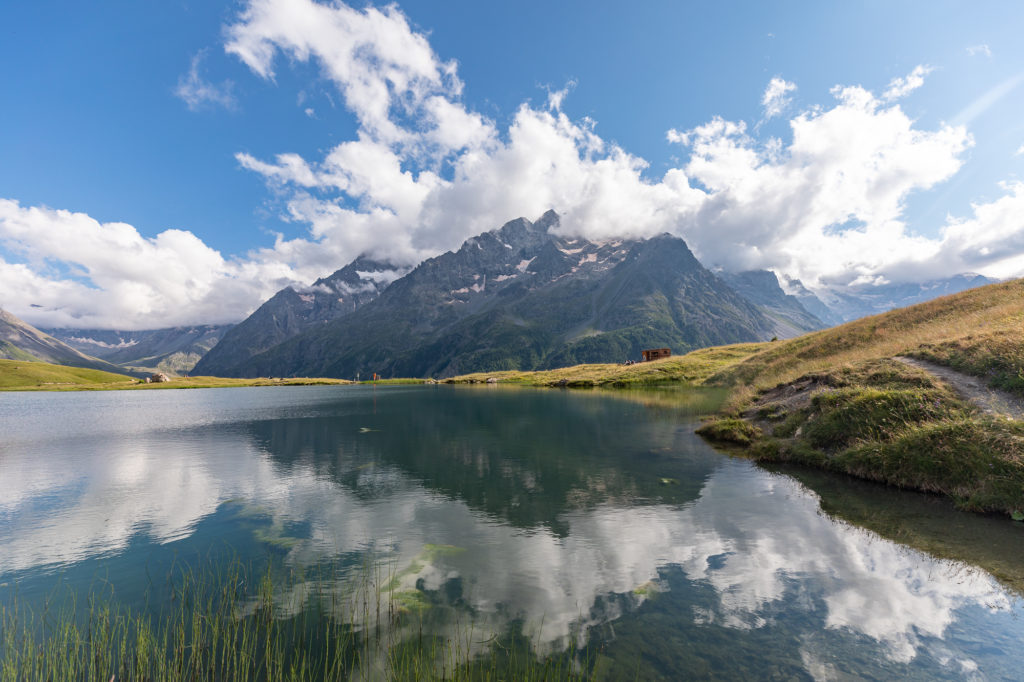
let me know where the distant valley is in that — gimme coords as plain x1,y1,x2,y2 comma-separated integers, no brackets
1,309,131,375
43,325,232,375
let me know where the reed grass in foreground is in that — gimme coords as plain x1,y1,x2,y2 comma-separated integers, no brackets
0,560,594,682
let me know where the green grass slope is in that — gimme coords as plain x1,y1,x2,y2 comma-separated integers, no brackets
0,358,354,391
697,277,1024,518
707,277,1024,404
0,309,132,375
448,342,769,387
0,359,135,389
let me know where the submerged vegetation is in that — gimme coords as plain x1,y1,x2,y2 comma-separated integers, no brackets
0,559,593,682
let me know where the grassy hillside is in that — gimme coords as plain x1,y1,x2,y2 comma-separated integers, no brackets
0,359,135,388
0,359,353,391
0,340,39,362
448,342,769,387
697,278,1024,518
707,277,1024,407
0,309,132,375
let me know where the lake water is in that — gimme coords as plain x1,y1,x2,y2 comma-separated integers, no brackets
2,385,1023,679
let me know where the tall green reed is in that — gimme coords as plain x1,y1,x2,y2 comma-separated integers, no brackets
1,555,593,681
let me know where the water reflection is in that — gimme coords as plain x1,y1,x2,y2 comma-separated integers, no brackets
1,385,1022,678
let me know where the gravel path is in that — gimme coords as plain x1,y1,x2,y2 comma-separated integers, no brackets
896,356,1024,421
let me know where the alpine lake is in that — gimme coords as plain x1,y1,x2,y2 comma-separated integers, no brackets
2,384,1024,680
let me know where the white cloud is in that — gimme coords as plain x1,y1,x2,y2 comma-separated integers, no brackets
546,80,576,112
175,50,237,111
1017,144,1024,156
762,77,797,119
883,65,932,101
967,44,992,58
0,200,311,329
679,85,974,284
4,0,1024,330
224,0,463,147
220,0,1005,293
665,128,688,145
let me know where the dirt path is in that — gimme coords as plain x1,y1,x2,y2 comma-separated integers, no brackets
895,356,1024,420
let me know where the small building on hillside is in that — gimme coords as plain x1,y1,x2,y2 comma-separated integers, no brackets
641,348,671,362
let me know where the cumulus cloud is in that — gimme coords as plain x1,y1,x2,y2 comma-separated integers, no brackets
761,77,797,119
224,0,467,148
4,0,1024,329
219,0,1013,293
0,200,312,329
883,64,932,101
967,44,992,58
546,80,576,112
175,50,237,111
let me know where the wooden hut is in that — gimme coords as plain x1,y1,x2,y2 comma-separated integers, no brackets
641,348,671,362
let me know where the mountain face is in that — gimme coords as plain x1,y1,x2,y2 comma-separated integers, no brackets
815,273,998,323
0,309,131,375
780,276,845,327
717,270,825,338
192,257,406,377
43,325,232,375
212,211,792,379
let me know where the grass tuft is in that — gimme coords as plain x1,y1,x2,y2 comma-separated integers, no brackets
695,418,762,446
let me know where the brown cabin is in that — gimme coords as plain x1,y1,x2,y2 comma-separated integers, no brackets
641,348,671,362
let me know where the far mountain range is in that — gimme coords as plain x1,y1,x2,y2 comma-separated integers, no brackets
2,211,997,378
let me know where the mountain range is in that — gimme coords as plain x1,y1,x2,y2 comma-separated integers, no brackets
808,273,998,322
195,211,822,379
42,325,233,375
1,308,131,375
3,212,1000,381
192,257,405,378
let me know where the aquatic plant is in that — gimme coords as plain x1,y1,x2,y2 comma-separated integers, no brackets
0,557,593,682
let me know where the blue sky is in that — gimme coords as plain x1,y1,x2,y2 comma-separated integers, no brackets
2,0,1023,328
